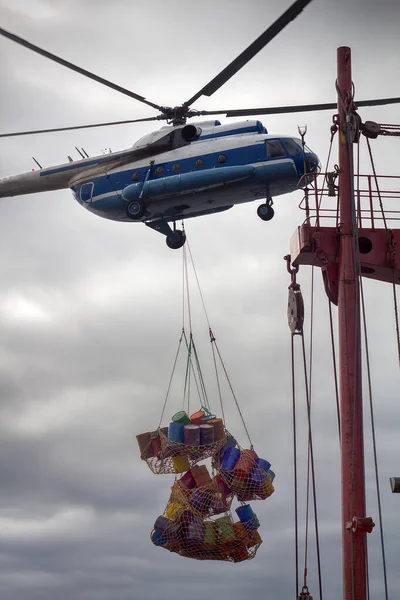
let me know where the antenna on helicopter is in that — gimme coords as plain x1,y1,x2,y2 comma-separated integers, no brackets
32,157,42,169
75,147,85,159
81,148,89,158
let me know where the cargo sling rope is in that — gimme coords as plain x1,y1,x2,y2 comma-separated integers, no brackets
286,258,323,600
185,239,253,449
357,137,390,600
137,235,275,561
365,138,400,371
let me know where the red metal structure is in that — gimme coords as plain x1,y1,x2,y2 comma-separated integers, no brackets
288,46,400,599
336,46,367,600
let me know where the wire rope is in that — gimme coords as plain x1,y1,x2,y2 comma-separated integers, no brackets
366,138,400,370
300,333,323,600
360,279,389,600
185,237,252,444
291,334,300,598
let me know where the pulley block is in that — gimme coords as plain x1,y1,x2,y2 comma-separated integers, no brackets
287,284,304,334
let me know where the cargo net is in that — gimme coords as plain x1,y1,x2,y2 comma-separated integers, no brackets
151,474,262,562
136,412,228,475
213,443,275,502
149,453,273,562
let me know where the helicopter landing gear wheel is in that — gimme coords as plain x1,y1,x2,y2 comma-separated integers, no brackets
257,198,274,221
166,229,186,250
126,199,145,220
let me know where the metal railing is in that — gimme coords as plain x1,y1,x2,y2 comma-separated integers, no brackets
298,172,400,229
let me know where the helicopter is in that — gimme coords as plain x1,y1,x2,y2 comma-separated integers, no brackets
0,0,398,249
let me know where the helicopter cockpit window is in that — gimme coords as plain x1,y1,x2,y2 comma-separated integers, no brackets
155,167,164,177
266,140,286,158
195,158,205,168
283,139,303,156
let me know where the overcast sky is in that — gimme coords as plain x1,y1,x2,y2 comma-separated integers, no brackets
1,1,400,599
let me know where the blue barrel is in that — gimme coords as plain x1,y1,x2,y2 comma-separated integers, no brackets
199,424,214,445
236,504,255,523
200,413,216,424
250,457,272,485
184,424,200,446
268,469,275,482
154,515,169,531
190,489,212,513
165,522,179,543
257,457,271,472
243,514,260,531
151,529,168,547
221,447,241,471
219,434,237,458
168,421,184,443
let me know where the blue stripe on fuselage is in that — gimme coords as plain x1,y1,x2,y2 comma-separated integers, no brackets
71,142,268,199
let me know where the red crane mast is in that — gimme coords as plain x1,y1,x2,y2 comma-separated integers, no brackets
336,46,367,600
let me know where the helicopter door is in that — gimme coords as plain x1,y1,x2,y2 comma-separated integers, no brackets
80,182,94,203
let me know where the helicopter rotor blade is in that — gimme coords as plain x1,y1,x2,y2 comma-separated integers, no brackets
0,116,166,139
196,96,400,118
0,26,163,112
184,0,313,108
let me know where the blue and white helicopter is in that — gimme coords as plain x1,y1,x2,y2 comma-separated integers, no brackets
0,0,395,248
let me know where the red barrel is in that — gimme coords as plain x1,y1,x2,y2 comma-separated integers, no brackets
136,431,153,459
191,465,212,487
190,410,206,425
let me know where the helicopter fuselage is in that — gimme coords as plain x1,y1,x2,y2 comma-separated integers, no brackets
0,120,320,245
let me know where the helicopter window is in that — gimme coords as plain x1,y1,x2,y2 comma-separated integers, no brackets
155,167,164,177
267,140,286,158
283,139,303,156
132,172,141,181
80,182,94,203
195,158,205,168
172,163,181,173
218,154,227,164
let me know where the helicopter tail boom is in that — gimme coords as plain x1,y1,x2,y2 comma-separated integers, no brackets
0,168,73,198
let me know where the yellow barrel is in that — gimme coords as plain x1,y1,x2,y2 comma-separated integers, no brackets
166,502,183,519
173,455,190,473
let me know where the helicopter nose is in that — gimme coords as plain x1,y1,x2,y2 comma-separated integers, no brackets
305,152,321,174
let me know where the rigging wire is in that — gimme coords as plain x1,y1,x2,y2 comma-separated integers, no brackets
327,299,341,438
365,138,400,370
186,238,253,446
360,279,389,600
300,333,323,600
303,265,315,594
291,334,300,598
356,141,371,600
318,122,338,211
158,330,185,428
210,328,226,426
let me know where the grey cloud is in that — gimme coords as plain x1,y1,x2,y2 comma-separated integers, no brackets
1,0,400,599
